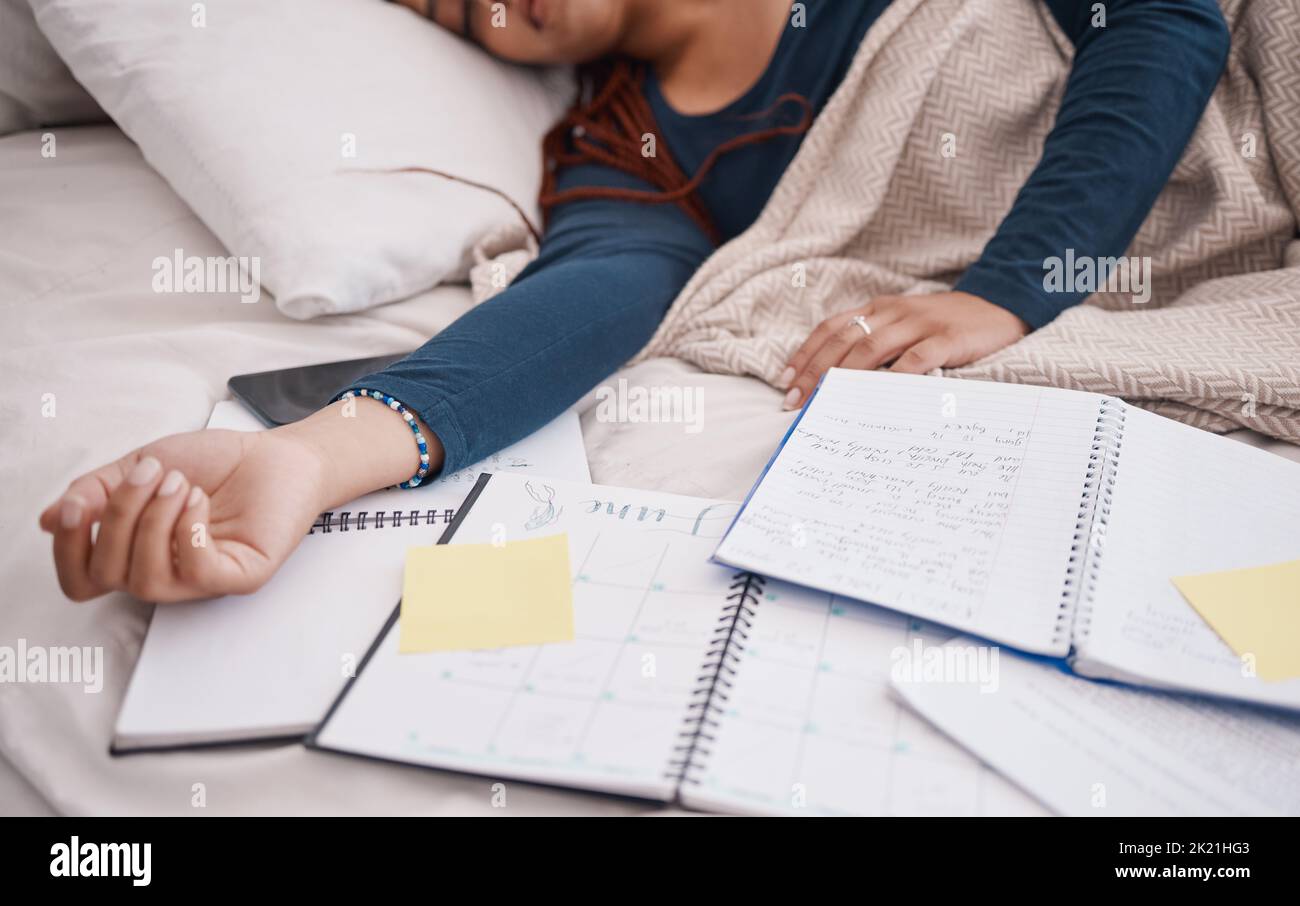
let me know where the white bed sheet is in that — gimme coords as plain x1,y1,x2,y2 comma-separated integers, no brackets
0,125,804,815
4,125,1298,816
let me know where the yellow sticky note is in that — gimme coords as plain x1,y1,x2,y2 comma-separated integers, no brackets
1172,559,1300,682
399,533,574,654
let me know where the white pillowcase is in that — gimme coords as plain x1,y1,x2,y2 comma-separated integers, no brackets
0,0,104,135
29,0,573,318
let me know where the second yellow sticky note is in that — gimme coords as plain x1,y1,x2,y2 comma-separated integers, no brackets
400,533,575,654
1173,558,1300,682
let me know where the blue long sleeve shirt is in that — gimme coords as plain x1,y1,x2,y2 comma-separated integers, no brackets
347,0,1230,478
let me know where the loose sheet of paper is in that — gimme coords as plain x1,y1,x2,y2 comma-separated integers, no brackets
1172,559,1300,682
400,535,575,653
714,370,1102,655
894,639,1300,816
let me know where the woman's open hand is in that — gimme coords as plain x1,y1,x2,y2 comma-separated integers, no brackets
38,429,327,603
778,291,1029,409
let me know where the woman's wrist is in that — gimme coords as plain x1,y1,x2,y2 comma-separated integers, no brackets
277,397,445,510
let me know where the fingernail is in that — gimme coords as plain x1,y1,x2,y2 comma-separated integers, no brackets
127,456,162,486
60,496,84,529
783,388,802,410
778,366,795,389
157,470,184,497
187,486,204,508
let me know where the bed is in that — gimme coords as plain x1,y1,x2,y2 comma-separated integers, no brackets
4,122,1298,815
0,124,808,815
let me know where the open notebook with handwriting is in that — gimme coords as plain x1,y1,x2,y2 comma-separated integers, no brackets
714,369,1300,712
310,471,1045,816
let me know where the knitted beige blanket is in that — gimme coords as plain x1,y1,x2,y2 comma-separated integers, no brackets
477,0,1300,440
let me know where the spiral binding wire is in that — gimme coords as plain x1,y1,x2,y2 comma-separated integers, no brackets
665,571,764,790
1058,399,1126,651
308,507,458,534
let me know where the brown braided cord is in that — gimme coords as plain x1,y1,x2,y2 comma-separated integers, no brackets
539,58,813,247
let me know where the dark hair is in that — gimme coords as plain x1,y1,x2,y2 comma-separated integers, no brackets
539,58,812,246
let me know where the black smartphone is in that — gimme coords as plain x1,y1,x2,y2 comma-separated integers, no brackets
227,352,411,427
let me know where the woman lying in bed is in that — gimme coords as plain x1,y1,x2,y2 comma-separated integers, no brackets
40,0,1229,603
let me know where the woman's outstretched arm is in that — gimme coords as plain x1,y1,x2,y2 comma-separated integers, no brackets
40,186,714,602
342,190,714,475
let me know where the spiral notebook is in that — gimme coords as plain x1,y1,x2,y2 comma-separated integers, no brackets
111,400,590,753
309,471,1047,816
714,369,1300,712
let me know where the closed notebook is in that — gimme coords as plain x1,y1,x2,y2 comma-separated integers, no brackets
111,400,591,753
309,472,1046,816
713,369,1300,712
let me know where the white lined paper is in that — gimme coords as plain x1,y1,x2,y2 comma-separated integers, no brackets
1078,404,1300,708
714,370,1103,654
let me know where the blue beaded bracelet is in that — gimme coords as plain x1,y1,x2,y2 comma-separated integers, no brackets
335,389,431,489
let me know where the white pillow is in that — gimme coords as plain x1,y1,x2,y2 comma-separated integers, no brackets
0,0,104,135
29,0,573,318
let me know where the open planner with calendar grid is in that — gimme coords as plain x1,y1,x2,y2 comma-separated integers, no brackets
712,368,1300,711
310,469,1048,816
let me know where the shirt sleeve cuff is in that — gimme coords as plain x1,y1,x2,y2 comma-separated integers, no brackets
336,374,471,482
953,264,1078,332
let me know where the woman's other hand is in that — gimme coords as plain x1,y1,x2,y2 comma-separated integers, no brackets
778,291,1029,409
